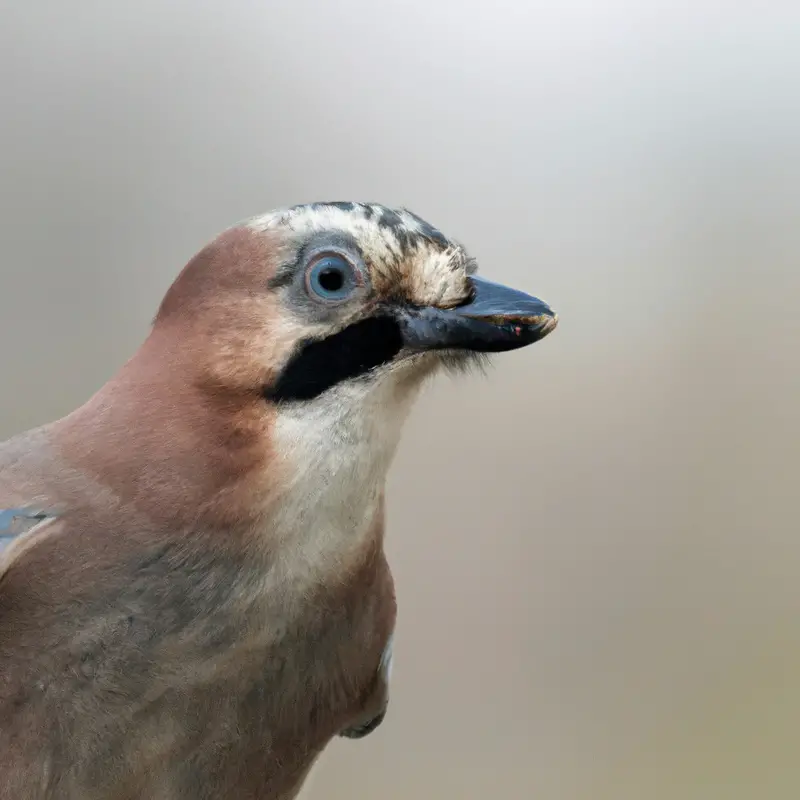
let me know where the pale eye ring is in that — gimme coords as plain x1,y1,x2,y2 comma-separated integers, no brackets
304,253,359,303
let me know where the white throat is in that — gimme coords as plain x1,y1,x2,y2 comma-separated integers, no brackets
269,374,421,570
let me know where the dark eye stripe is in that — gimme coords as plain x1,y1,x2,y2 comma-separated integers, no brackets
265,316,404,402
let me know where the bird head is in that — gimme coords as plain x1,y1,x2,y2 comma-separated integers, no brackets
155,201,557,404
74,202,557,535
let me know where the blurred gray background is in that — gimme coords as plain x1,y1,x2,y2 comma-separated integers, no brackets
1,2,799,798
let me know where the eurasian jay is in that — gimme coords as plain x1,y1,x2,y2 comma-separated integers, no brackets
0,202,557,799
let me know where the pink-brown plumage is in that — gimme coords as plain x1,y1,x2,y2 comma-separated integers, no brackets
0,203,557,799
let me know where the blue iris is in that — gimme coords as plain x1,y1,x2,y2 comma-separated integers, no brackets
306,254,356,301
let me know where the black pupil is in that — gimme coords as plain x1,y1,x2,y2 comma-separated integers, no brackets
318,267,344,293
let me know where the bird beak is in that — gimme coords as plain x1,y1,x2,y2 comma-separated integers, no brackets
397,276,558,353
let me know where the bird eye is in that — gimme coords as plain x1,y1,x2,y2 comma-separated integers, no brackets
305,253,359,303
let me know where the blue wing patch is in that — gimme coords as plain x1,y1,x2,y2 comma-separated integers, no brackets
0,507,54,551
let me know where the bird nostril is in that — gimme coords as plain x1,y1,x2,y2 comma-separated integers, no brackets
455,282,478,308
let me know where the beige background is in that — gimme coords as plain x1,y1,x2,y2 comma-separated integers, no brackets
1,2,799,798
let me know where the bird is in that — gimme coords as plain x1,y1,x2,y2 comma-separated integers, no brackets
0,201,558,799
